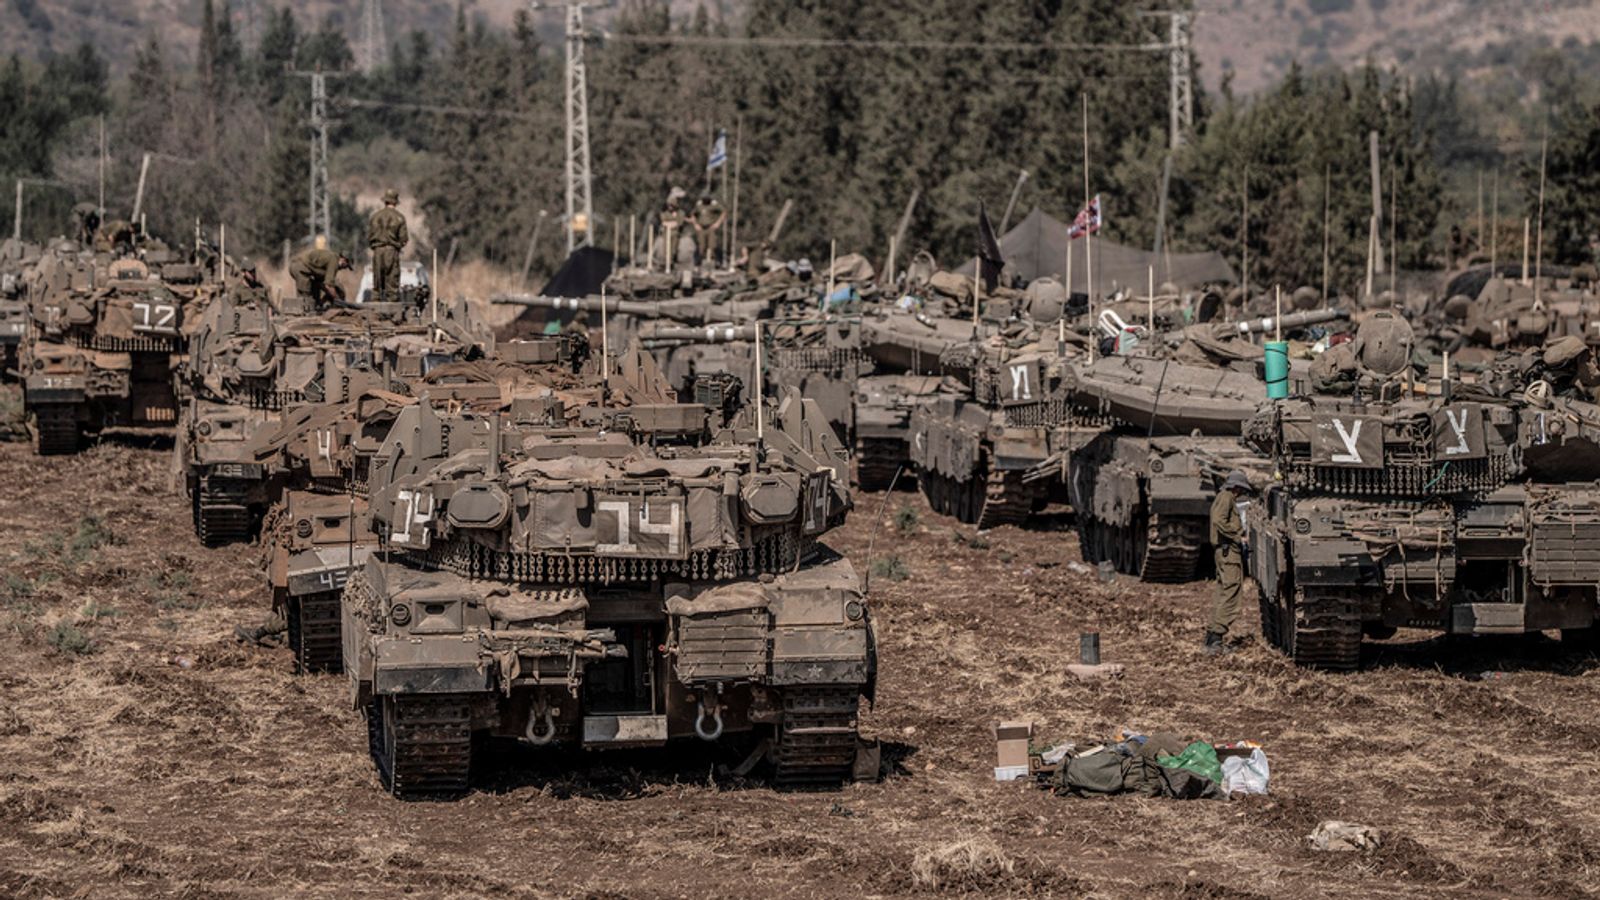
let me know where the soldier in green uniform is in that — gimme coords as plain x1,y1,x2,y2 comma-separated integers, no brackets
1205,470,1252,655
659,187,688,270
71,202,100,247
291,246,351,308
368,189,408,302
691,191,726,266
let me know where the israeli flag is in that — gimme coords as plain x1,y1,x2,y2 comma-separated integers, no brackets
706,130,727,171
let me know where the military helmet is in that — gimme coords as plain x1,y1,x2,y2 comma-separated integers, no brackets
1352,310,1414,378
1223,470,1251,492
237,256,258,273
1442,294,1472,320
1543,335,1589,368
383,189,400,205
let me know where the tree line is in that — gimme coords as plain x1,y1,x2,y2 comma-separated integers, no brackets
1,0,1596,292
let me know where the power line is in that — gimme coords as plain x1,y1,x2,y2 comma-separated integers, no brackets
601,33,1170,53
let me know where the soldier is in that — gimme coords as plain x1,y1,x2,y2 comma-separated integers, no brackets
691,191,726,266
659,187,687,270
235,611,287,647
234,256,270,300
291,246,352,308
71,202,100,247
1205,470,1251,656
1541,335,1600,400
94,219,137,256
368,189,408,302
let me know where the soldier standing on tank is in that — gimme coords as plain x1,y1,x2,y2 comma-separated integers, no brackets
291,246,352,308
71,202,101,247
659,187,688,271
1205,470,1252,656
692,191,726,267
368,189,408,302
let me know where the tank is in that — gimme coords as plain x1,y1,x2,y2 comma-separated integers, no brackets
907,330,1090,528
177,278,476,546
1242,311,1600,670
342,346,873,798
1067,307,1346,582
253,338,591,673
0,239,39,379
20,238,213,454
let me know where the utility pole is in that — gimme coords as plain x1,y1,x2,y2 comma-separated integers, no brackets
359,0,387,74
1138,11,1194,150
308,72,331,243
534,1,606,253
291,71,347,244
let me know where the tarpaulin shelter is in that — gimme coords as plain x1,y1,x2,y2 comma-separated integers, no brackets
501,246,614,339
957,208,1235,292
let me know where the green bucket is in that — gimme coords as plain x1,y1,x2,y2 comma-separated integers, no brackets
1264,340,1290,399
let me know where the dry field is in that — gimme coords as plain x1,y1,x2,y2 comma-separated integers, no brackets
1,422,1598,898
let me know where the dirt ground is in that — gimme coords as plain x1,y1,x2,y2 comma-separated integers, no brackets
1,423,1598,898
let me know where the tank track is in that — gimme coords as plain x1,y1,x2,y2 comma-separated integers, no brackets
369,693,473,800
1275,588,1362,671
772,686,860,789
196,478,254,548
32,404,80,456
288,591,344,674
854,437,905,492
1139,514,1204,583
976,470,1037,530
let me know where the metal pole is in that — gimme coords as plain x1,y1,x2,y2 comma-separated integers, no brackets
520,209,548,289
12,180,20,242
132,153,152,225
731,117,742,265
1000,169,1028,234
1154,154,1171,257
1535,135,1547,302
1082,93,1094,307
1321,163,1331,305
628,214,636,268
1369,130,1384,275
97,115,106,217
1490,168,1499,274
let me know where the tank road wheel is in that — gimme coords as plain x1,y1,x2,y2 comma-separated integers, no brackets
371,693,473,800
773,686,861,789
854,439,903,492
196,478,253,547
31,404,79,456
1282,588,1362,671
288,591,344,674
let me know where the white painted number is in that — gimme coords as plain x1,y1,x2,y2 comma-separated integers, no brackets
132,300,177,332
392,488,434,548
1330,418,1364,464
1009,364,1032,402
1443,409,1471,456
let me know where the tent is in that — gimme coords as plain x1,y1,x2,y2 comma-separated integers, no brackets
957,208,1235,292
500,246,614,339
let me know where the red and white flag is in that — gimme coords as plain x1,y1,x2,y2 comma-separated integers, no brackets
1068,195,1102,240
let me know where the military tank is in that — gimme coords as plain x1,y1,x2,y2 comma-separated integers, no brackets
252,338,590,673
178,278,476,546
0,239,39,378
343,346,873,798
20,238,212,454
1242,311,1600,670
1067,307,1347,582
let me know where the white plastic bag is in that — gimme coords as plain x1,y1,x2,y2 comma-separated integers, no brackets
1221,748,1270,796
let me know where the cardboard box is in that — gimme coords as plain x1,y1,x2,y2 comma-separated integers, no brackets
994,720,1033,781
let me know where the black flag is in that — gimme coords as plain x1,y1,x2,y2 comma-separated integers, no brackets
978,201,1005,293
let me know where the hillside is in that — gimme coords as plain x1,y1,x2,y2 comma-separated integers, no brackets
1194,0,1600,93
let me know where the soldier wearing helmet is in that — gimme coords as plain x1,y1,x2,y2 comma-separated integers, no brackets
692,191,726,266
291,245,352,309
368,189,408,303
1205,470,1253,656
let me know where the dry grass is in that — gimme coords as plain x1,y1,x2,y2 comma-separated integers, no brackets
910,835,1014,891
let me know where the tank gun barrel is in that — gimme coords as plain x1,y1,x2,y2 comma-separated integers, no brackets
491,292,664,318
639,323,757,344
1218,307,1347,337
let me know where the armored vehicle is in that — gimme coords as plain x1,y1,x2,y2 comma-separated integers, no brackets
253,338,590,673
1242,311,1600,670
21,240,210,454
0,239,39,377
178,279,483,545
908,325,1092,528
1067,308,1346,582
343,347,874,798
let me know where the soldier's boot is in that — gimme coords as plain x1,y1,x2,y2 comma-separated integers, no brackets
234,612,287,647
1203,630,1233,657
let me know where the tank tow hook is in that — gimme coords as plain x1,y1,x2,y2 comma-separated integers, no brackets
524,696,557,746
694,692,724,742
